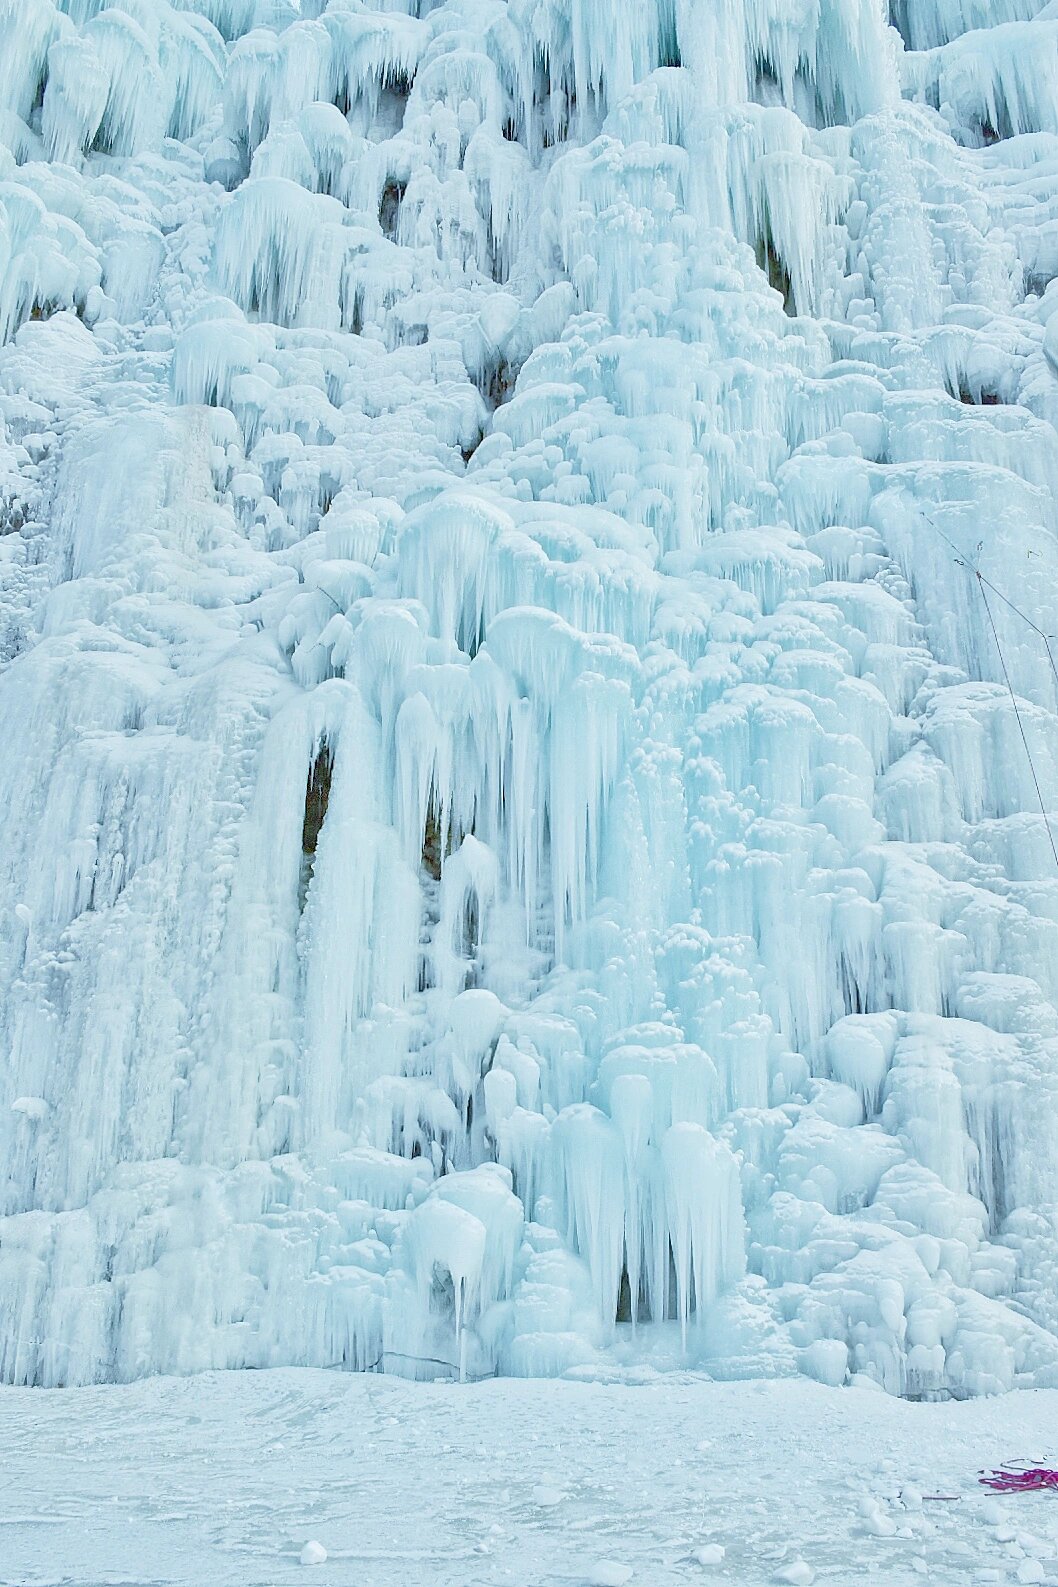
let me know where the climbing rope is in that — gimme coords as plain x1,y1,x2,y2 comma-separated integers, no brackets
975,570,1058,871
917,509,1058,871
365,1348,498,1382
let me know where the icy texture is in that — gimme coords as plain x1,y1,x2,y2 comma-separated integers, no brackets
7,1372,1058,1585
2,0,1058,1395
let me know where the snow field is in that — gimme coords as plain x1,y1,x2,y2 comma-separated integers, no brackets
3,1371,1058,1585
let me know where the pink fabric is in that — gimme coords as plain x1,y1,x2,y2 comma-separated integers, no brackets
980,1468,1058,1493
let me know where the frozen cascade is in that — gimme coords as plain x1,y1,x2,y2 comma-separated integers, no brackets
2,0,1058,1398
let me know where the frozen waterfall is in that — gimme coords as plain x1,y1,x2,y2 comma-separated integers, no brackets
2,0,1058,1398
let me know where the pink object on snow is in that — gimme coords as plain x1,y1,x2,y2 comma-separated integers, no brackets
980,1467,1058,1493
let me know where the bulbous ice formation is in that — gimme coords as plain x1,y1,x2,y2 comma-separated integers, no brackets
2,0,1058,1397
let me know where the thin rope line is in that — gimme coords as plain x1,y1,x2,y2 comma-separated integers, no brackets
17,1341,497,1384
918,510,1058,691
369,1348,495,1378
976,571,1058,871
911,508,1058,870
973,568,1058,695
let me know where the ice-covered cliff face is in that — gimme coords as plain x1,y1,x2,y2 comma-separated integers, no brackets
2,0,1058,1397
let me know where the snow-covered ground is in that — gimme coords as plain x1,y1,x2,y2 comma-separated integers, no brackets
3,1370,1058,1586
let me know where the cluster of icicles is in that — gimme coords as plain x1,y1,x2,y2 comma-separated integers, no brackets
1,0,1058,1396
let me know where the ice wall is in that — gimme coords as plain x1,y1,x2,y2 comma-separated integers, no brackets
2,0,1058,1396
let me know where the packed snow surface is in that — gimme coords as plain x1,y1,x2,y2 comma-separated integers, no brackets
2,0,1058,1393
4,1370,1058,1585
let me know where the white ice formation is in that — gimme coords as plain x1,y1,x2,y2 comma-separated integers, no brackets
2,0,1058,1398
